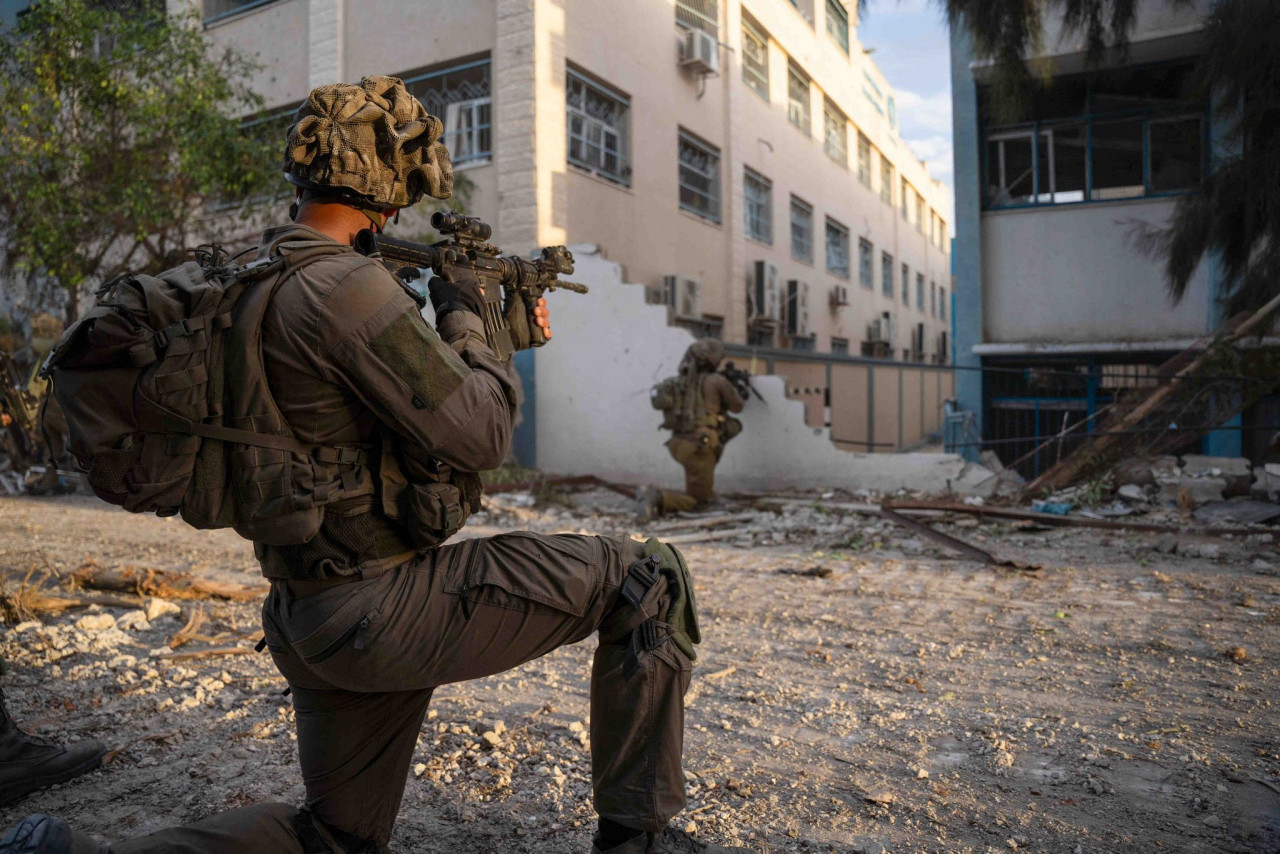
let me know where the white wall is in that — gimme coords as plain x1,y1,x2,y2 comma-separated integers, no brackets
534,249,988,494
980,196,1212,343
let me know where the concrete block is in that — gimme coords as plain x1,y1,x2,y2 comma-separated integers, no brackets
1157,476,1226,507
1251,465,1280,502
1180,455,1252,496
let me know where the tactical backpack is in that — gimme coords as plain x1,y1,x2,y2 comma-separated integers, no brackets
44,243,370,545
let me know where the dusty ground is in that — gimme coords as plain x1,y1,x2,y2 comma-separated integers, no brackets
1,489,1278,853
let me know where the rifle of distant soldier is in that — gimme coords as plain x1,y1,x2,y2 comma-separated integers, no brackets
0,350,41,468
720,361,765,405
355,211,587,361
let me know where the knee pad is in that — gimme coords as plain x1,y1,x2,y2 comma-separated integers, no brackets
640,538,701,662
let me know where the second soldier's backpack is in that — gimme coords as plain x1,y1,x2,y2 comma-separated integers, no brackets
650,371,708,434
44,243,363,545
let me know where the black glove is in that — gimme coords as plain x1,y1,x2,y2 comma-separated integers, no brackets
427,275,485,320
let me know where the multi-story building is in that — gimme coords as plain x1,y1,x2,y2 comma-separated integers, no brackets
195,0,952,361
949,0,1277,474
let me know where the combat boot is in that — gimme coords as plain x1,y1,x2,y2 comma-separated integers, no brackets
0,691,106,806
0,815,107,854
591,826,756,853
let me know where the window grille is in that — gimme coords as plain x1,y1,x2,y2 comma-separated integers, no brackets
858,238,873,289
678,130,721,222
881,252,894,298
825,0,849,54
788,64,811,134
567,70,630,185
676,0,717,34
826,218,850,279
790,196,813,263
831,337,850,356
405,59,492,166
823,100,847,166
741,20,769,100
744,168,772,244
856,132,871,186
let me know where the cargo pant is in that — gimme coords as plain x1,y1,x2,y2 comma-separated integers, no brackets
108,532,691,853
658,434,720,515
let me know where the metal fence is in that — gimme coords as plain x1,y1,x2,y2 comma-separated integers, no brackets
722,345,955,453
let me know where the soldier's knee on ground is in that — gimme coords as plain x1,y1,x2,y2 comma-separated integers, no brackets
292,810,385,854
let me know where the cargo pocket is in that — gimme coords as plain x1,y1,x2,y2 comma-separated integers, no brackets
292,606,382,665
445,532,600,618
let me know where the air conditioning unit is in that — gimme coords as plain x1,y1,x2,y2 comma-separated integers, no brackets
867,319,885,343
750,260,781,322
785,280,810,338
680,27,719,75
663,274,704,321
830,284,850,308
645,281,668,306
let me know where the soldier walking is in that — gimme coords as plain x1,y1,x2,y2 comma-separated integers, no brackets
0,77,751,854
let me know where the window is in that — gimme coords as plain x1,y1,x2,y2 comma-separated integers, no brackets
881,252,894,298
791,336,816,353
938,217,948,249
930,281,937,317
743,168,772,244
566,70,630,185
823,99,847,166
981,61,1204,208
858,238,873,289
741,19,769,100
675,0,717,34
678,130,721,223
825,0,849,54
826,217,850,279
900,177,910,219
856,132,871,186
788,64,811,135
405,58,493,166
204,0,274,22
901,263,910,304
915,192,924,233
790,196,814,262
831,336,850,356
939,286,947,321
916,273,925,310
880,157,893,205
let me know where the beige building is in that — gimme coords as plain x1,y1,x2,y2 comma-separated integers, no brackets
195,0,952,361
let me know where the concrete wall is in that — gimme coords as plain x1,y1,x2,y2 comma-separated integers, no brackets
202,0,311,108
981,197,1211,343
534,249,984,494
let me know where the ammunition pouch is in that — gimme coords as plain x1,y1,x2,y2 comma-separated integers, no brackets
720,414,743,443
400,481,467,549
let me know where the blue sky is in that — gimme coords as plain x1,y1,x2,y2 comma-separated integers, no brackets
857,0,954,201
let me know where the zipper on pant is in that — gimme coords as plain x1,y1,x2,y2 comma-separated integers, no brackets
352,609,379,651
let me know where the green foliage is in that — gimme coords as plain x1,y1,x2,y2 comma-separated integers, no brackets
0,0,277,322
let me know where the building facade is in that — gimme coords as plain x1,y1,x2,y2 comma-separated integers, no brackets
948,0,1276,475
191,0,952,362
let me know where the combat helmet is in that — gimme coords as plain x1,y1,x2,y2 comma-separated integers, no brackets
687,338,724,370
283,75,453,210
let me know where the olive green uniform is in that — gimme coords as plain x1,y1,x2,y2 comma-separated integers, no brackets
658,373,744,514
100,225,693,854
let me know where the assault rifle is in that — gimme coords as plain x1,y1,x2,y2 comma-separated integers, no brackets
0,350,41,469
355,211,587,361
721,361,765,405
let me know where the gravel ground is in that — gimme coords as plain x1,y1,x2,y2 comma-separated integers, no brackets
1,490,1278,853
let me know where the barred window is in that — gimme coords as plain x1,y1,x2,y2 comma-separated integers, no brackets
823,99,847,166
788,64,811,135
567,70,631,185
678,130,721,223
856,132,871,186
744,168,772,244
405,58,492,166
826,217,850,279
825,0,849,54
831,336,850,356
881,252,894,298
676,0,718,34
858,238,873,289
790,196,813,263
741,19,769,100
880,157,893,205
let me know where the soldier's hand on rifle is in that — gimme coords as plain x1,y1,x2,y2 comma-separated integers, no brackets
427,275,486,321
504,293,552,351
0,412,10,428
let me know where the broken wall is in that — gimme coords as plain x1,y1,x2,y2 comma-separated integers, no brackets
533,249,988,494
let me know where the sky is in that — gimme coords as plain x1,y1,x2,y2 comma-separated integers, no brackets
856,0,955,207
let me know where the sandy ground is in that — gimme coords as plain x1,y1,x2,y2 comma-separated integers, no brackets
1,490,1278,853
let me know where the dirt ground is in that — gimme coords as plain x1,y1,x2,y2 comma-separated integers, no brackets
1,489,1278,853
